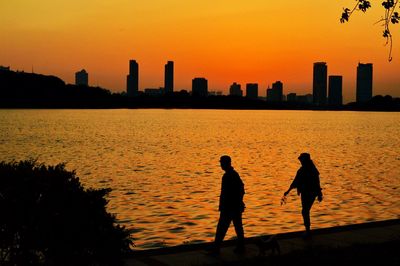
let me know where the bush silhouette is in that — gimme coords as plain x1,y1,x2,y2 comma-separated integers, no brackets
0,160,132,265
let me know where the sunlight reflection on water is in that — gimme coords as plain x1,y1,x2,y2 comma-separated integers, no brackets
0,109,399,249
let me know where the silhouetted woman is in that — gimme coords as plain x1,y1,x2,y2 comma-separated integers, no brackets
284,153,323,237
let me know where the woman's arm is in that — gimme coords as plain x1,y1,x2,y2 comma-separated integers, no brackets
284,172,299,196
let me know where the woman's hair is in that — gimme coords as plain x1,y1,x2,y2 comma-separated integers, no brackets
306,159,319,175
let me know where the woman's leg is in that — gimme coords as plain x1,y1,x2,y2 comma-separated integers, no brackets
301,194,316,232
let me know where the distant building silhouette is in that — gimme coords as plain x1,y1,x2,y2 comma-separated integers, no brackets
177,89,190,95
144,88,163,96
328,75,343,106
164,61,174,95
267,81,283,102
209,91,223,96
356,63,373,103
297,94,313,104
287,93,297,102
127,60,139,97
0,66,10,71
192,78,208,97
313,62,327,106
75,69,88,86
246,83,258,99
229,82,243,96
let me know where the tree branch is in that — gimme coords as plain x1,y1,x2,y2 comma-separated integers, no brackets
341,0,399,61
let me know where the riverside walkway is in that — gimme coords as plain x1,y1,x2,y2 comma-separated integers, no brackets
126,219,400,266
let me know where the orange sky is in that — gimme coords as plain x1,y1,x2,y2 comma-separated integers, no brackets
1,1,399,102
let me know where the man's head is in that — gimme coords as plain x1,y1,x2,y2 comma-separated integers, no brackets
220,155,232,171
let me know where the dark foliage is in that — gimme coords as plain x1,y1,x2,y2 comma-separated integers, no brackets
0,69,65,98
0,69,113,100
346,94,400,110
0,160,132,266
0,69,124,108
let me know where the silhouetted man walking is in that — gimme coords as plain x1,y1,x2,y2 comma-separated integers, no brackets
210,155,245,254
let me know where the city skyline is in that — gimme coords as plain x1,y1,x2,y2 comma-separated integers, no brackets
1,1,399,102
122,59,373,105
2,58,377,105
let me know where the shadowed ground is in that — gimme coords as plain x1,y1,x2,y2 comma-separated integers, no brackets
126,219,400,265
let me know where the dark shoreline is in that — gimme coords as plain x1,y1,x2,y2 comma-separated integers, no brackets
127,219,400,265
1,101,400,112
130,219,400,255
1,106,400,112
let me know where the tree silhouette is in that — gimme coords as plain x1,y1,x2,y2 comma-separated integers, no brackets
0,160,132,266
341,0,399,61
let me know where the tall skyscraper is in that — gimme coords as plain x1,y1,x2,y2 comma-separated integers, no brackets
192,78,208,97
267,81,283,102
75,69,88,86
164,61,174,95
328,75,343,106
313,62,328,106
356,63,373,103
229,82,243,96
246,83,258,99
127,60,139,97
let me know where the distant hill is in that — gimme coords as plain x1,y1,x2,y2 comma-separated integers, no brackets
0,69,118,108
0,69,66,98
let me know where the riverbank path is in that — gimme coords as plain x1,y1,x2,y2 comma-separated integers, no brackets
126,219,400,266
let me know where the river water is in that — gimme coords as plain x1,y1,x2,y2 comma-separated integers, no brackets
0,109,399,249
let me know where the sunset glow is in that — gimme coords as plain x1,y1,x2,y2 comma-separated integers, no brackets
1,1,399,102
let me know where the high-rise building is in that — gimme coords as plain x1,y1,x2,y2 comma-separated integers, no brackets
127,60,139,97
192,78,208,97
313,62,328,106
75,69,88,86
356,63,373,103
229,82,243,96
246,83,258,99
328,75,343,106
164,61,174,95
267,81,283,102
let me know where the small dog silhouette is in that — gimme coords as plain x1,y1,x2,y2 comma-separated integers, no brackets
255,235,280,256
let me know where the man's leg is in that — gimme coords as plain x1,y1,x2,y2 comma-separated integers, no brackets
232,212,245,252
214,212,232,248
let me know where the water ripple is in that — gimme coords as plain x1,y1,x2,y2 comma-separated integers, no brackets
0,109,399,250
